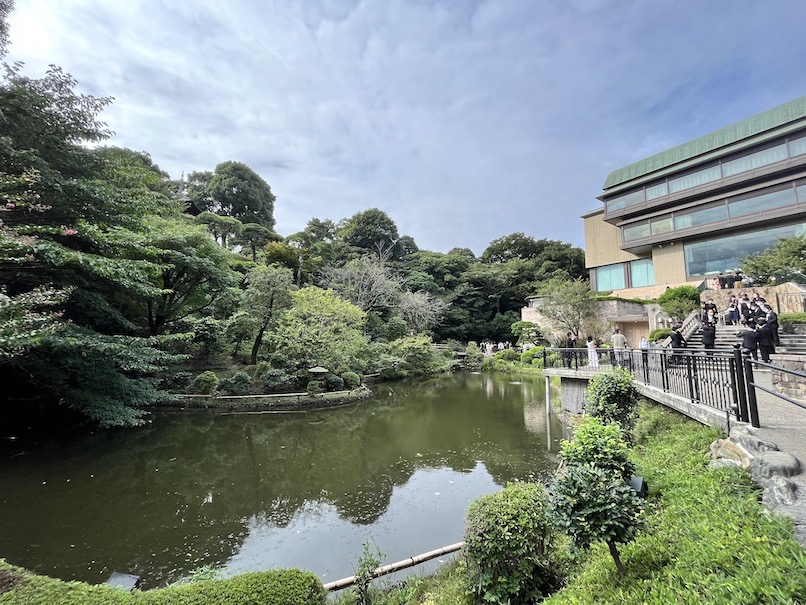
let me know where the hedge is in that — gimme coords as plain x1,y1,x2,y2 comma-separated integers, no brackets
0,562,327,605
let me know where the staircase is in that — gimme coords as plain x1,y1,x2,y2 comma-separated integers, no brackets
687,323,806,356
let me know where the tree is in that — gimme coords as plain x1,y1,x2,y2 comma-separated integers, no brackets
397,290,448,334
322,256,402,313
242,266,295,365
195,211,243,247
535,278,598,339
233,223,281,262
304,217,336,243
207,161,276,228
657,285,700,323
511,320,543,345
740,234,806,285
337,208,400,257
271,287,367,371
0,0,12,58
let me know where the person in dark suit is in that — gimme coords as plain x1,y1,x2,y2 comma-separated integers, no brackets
756,320,776,363
762,303,780,346
736,326,760,360
701,322,716,355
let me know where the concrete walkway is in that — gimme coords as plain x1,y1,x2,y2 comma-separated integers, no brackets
739,370,806,547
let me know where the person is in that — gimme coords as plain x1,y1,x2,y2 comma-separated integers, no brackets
756,319,776,363
586,335,598,368
563,331,576,368
669,325,686,364
702,298,717,323
611,328,628,367
727,294,740,325
701,321,716,355
762,303,780,346
736,325,760,360
639,336,650,380
717,273,727,289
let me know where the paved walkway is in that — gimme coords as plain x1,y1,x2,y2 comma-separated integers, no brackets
731,370,806,547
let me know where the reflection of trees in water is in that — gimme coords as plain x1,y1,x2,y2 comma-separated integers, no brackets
0,374,558,586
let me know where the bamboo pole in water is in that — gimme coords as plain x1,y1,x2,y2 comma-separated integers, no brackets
323,542,464,592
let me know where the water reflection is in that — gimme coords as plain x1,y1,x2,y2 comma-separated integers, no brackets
0,373,563,587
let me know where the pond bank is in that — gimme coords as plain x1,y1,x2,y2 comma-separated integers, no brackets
161,385,373,411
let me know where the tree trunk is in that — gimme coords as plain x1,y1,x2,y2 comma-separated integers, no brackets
608,541,625,576
250,325,266,366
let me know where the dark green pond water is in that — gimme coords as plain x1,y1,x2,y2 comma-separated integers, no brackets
0,373,565,588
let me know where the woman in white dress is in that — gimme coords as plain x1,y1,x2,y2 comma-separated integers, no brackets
586,336,598,368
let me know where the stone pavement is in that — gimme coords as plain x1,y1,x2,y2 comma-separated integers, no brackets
716,369,806,548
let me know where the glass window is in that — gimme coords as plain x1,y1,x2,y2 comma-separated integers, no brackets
645,182,668,200
728,185,796,219
607,189,644,213
623,221,651,242
684,223,806,277
674,202,728,230
651,216,674,235
722,143,788,177
790,135,806,158
797,181,806,203
595,263,625,291
630,259,655,287
669,165,722,193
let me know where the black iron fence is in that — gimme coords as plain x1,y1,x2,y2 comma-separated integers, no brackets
544,345,761,426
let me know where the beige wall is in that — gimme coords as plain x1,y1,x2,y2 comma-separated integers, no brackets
650,244,687,285
583,210,640,268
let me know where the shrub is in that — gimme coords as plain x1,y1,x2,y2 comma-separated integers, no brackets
191,371,218,394
464,482,566,603
560,417,634,480
657,285,700,322
306,380,324,395
520,345,543,365
584,367,640,433
260,368,291,390
494,348,519,362
548,463,645,576
464,341,484,370
218,371,252,394
341,371,361,389
648,328,672,342
323,373,344,391
779,312,806,325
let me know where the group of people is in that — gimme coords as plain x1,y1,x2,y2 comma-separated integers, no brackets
713,270,753,290
734,294,781,362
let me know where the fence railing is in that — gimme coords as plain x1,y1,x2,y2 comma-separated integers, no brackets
544,345,760,426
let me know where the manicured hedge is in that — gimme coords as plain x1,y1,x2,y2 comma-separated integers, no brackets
0,563,326,605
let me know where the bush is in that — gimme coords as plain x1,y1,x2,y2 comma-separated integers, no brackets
191,371,219,394
495,348,519,362
260,368,291,390
657,285,700,322
464,482,566,603
323,373,344,391
218,371,252,394
779,312,806,325
584,367,640,433
0,561,327,605
306,380,324,395
341,371,361,389
464,341,484,370
548,463,645,576
648,328,672,342
520,346,543,365
560,417,634,480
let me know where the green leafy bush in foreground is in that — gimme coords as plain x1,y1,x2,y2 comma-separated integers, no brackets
584,367,640,433
559,416,634,480
464,482,566,604
0,565,326,605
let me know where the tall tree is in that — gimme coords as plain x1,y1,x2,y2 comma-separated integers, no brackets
535,278,598,339
207,161,276,228
337,208,400,257
242,266,295,365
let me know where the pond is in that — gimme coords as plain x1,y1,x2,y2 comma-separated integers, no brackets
0,372,566,589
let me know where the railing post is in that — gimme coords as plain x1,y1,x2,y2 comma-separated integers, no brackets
685,354,696,403
733,344,749,422
742,349,761,428
661,350,669,392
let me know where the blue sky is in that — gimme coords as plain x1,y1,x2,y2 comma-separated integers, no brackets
6,0,806,254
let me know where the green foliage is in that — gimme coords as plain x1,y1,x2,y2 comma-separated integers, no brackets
353,541,384,605
536,278,598,338
206,161,276,229
191,370,219,394
464,341,484,370
218,371,252,394
464,482,566,604
0,561,327,604
584,367,640,432
510,320,542,345
260,368,291,390
386,335,446,377
548,463,645,574
560,417,635,480
306,380,325,395
779,312,806,325
323,372,345,391
519,346,543,365
341,371,361,389
657,285,700,322
648,328,672,342
494,347,519,362
631,401,682,445
740,233,806,285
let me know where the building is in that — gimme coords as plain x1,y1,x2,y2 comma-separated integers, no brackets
584,96,806,298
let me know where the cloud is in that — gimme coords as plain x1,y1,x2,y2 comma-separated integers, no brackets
6,0,806,254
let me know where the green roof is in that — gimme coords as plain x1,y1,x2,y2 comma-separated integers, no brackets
603,96,806,190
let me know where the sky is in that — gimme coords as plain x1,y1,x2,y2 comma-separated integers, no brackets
6,0,806,255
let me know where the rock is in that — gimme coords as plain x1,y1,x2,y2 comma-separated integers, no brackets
762,476,799,507
715,440,752,468
735,433,779,456
709,458,740,469
749,451,802,484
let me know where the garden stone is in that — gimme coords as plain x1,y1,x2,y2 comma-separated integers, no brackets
749,451,801,483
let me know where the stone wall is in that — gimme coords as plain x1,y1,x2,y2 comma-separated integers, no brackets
769,354,806,401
